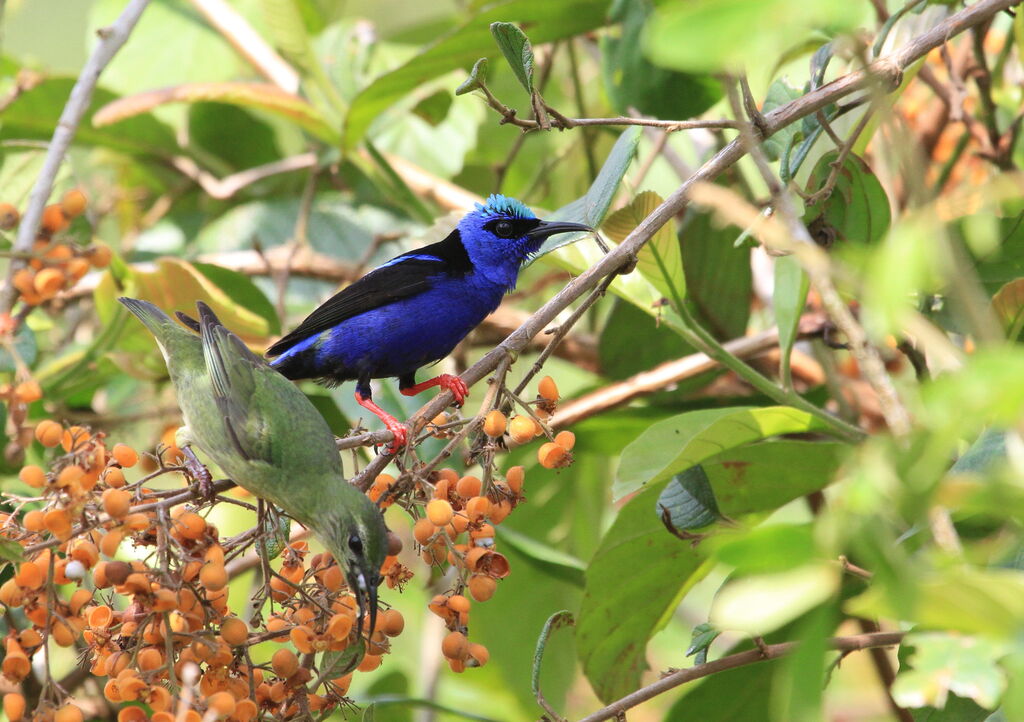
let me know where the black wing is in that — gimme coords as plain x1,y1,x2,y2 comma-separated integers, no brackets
266,229,472,357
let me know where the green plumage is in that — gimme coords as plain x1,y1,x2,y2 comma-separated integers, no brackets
119,297,387,631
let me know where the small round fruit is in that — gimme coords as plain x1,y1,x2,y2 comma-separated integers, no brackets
538,442,569,469
506,466,525,494
425,499,454,527
538,376,559,402
456,475,482,499
102,488,131,518
54,703,84,722
40,204,69,234
111,443,138,467
3,692,25,721
18,465,46,489
508,415,536,444
60,189,88,218
554,430,576,451
33,267,65,297
34,420,63,447
87,244,113,269
468,574,497,602
0,203,19,231
441,631,469,660
272,648,299,678
199,562,228,591
413,517,436,545
14,380,42,403
483,409,507,438
378,609,405,637
220,617,248,646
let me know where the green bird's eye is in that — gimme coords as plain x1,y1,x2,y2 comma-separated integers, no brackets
348,533,363,554
494,220,514,238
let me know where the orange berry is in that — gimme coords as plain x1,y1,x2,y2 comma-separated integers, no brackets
234,699,258,722
379,608,405,637
43,508,73,539
40,204,68,234
54,703,84,722
538,441,570,469
468,574,497,602
3,693,25,721
33,267,65,298
51,618,77,647
137,646,163,671
468,642,489,667
99,529,123,557
0,203,19,231
505,465,525,494
103,467,126,488
87,243,113,268
441,631,469,660
272,648,299,678
357,654,382,672
489,499,512,524
425,498,454,527
18,465,46,489
118,706,148,722
66,257,90,281
12,268,35,296
483,409,507,438
111,443,138,468
465,496,491,522
199,562,228,591
413,517,436,545
69,540,99,568
14,380,42,403
172,511,206,540
554,430,576,451
538,376,559,402
56,464,84,488
508,415,536,444
61,426,88,452
456,475,482,499
102,488,131,518
22,509,45,532
34,420,63,447
206,691,236,717
14,561,44,589
60,189,88,218
220,616,248,646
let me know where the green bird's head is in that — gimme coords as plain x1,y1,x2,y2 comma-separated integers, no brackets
324,496,388,637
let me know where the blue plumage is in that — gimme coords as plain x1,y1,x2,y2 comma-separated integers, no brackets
266,196,590,449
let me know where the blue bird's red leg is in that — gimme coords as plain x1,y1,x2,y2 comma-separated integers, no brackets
400,374,469,407
355,388,407,452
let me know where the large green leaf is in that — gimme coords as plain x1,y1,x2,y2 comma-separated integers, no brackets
679,210,753,339
577,476,710,703
666,658,779,721
614,406,833,499
343,0,610,148
644,0,863,74
0,79,177,156
894,633,1005,711
604,190,684,303
803,151,891,246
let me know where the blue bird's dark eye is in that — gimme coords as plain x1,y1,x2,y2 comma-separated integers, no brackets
494,220,514,238
348,533,363,554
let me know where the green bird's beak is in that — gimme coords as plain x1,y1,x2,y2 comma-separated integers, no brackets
526,220,593,241
347,564,379,638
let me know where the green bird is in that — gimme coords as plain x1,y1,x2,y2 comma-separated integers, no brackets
119,297,387,634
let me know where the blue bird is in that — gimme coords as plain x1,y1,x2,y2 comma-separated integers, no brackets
266,195,590,450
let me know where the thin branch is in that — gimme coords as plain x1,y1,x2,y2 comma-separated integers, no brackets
0,0,151,314
576,631,906,722
339,0,1016,466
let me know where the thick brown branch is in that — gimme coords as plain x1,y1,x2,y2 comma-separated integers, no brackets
576,631,906,722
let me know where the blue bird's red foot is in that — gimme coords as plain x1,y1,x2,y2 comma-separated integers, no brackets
355,391,408,453
400,374,469,407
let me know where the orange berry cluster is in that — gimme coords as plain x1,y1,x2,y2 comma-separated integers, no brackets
483,376,574,469
409,463,528,672
0,419,411,720
3,190,112,307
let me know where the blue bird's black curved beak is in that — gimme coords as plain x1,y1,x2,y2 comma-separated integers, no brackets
526,220,593,241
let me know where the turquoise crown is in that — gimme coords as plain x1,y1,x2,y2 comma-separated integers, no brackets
475,194,535,220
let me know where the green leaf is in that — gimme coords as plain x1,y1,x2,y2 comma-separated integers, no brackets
771,605,833,722
951,429,1008,475
0,322,37,373
343,0,610,149
534,126,642,258
644,0,863,74
455,58,489,96
0,79,178,156
495,526,586,587
679,210,753,339
666,656,779,721
598,299,700,385
601,0,721,120
686,623,720,664
710,563,839,635
490,22,534,94
362,703,376,722
657,465,721,531
187,102,283,171
321,639,365,679
577,477,711,702
614,406,834,499
991,278,1024,341
0,539,25,564
803,151,892,246
762,78,804,161
910,695,992,722
192,263,281,336
604,190,684,303
714,524,816,575
774,254,810,387
894,633,1006,711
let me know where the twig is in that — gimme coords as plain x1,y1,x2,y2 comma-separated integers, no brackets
168,153,317,200
337,0,1015,463
0,0,151,314
576,631,906,722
